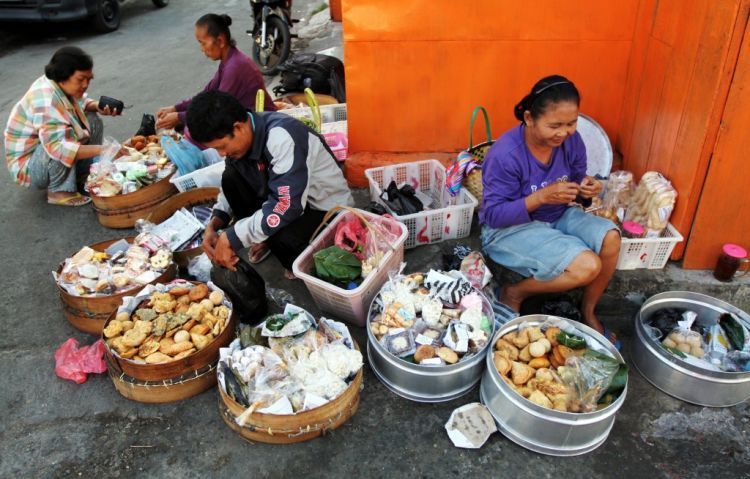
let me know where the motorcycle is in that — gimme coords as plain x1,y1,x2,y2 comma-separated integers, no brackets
248,0,296,75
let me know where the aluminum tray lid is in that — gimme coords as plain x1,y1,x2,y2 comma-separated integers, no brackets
578,113,612,179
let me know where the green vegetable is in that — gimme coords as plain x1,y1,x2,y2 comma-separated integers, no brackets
557,331,587,349
606,363,629,395
662,344,687,358
313,246,362,287
265,313,291,332
719,313,746,351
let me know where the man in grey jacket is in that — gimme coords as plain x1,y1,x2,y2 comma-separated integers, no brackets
186,90,354,323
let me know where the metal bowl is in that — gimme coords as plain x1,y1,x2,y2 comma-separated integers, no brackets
632,291,750,407
366,290,496,403
480,315,627,456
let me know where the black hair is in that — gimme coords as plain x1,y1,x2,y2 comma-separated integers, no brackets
44,46,93,82
513,75,580,123
187,90,248,143
196,13,236,47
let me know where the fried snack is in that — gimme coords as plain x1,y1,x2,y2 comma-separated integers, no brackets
528,356,551,369
190,324,210,336
209,290,224,305
190,333,210,350
537,338,552,353
120,348,138,359
213,305,230,319
511,361,535,385
176,295,191,305
494,339,519,361
110,336,127,354
115,312,131,323
138,338,160,357
173,348,197,360
528,390,553,409
493,352,512,376
414,344,436,362
188,284,209,302
122,329,147,347
510,329,530,349
164,341,193,356
103,321,123,338
527,327,544,342
145,352,172,364
133,320,153,335
186,303,204,321
535,368,555,382
159,337,175,353
437,347,458,364
173,330,190,343
199,299,214,312
153,299,177,314
529,341,546,358
152,315,168,337
170,286,191,297
181,319,197,332
175,303,190,314
556,345,575,360
545,327,561,347
120,320,134,332
549,393,569,412
519,345,532,363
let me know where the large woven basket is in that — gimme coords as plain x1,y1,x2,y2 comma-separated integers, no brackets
463,106,494,202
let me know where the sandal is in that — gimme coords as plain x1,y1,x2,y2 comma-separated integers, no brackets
248,243,271,264
47,192,91,207
604,327,622,351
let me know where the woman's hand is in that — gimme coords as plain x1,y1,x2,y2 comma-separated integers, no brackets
578,176,602,199
155,112,179,130
97,103,121,116
156,106,176,119
536,181,581,205
213,232,240,271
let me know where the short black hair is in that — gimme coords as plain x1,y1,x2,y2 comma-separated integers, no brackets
44,46,93,82
186,90,248,143
514,75,580,122
196,13,236,47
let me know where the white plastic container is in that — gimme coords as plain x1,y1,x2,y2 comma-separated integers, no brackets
365,160,478,249
170,161,225,193
278,103,347,124
616,223,684,270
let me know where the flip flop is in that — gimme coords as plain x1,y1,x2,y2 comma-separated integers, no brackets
47,192,91,207
604,327,622,351
248,244,271,264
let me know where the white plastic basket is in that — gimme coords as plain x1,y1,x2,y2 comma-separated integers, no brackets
292,209,408,327
616,223,684,270
365,160,478,249
278,103,347,124
169,161,225,193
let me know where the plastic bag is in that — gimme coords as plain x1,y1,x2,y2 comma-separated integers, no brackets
718,312,750,352
84,137,124,196
662,311,706,358
380,181,424,215
162,136,206,176
558,350,620,412
266,287,295,308
625,171,677,237
459,251,493,290
334,216,368,260
647,308,685,338
722,351,750,372
54,338,107,384
600,170,634,222
541,295,582,322
361,214,399,277
188,253,212,283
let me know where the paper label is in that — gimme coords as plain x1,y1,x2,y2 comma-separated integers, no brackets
420,358,443,365
415,333,434,345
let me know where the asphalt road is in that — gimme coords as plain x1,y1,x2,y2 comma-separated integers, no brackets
0,1,748,478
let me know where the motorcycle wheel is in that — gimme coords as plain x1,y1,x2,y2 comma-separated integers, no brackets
91,0,121,33
251,15,291,75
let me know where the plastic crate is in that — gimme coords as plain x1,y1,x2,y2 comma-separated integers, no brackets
616,223,684,270
365,160,478,249
170,161,225,193
278,103,347,124
292,209,408,327
323,132,348,161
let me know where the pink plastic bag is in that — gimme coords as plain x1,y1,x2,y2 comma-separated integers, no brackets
334,217,368,260
54,338,107,384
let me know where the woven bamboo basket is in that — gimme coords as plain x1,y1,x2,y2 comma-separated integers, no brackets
91,172,178,229
102,281,236,382
148,187,219,268
56,237,177,335
106,356,217,403
218,343,363,444
462,106,495,202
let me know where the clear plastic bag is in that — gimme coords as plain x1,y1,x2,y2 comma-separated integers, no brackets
661,311,706,358
84,137,123,196
188,253,212,283
625,171,677,236
558,350,620,413
600,170,634,222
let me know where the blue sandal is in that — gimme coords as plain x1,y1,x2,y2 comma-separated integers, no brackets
604,327,622,351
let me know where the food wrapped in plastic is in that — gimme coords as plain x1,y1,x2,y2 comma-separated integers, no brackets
599,170,634,222
661,312,705,358
625,171,677,237
557,350,621,413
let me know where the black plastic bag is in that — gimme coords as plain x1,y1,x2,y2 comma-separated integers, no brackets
364,201,387,215
135,113,156,137
210,260,268,325
541,295,582,322
380,180,423,215
647,308,685,337
442,243,472,271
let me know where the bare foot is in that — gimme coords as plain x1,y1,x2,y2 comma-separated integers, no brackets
582,311,618,344
499,285,522,313
284,269,296,280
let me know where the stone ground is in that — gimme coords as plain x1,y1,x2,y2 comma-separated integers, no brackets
0,1,748,478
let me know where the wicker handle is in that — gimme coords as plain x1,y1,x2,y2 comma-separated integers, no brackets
304,88,322,133
255,89,265,113
309,205,396,256
469,106,493,150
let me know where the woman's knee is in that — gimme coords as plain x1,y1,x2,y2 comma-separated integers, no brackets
600,230,621,256
567,251,601,284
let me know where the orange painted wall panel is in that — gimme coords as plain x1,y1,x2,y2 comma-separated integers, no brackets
684,20,750,269
345,40,631,153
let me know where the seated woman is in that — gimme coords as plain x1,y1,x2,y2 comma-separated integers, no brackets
4,46,121,207
480,75,621,346
155,13,275,131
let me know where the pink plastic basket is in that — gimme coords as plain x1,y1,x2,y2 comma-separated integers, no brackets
323,132,348,162
292,209,407,327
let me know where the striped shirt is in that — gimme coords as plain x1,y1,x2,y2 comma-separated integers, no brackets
4,75,95,187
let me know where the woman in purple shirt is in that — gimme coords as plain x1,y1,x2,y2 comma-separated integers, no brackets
155,13,275,130
480,75,621,345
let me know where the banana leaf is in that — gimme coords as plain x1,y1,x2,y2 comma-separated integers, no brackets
313,246,362,287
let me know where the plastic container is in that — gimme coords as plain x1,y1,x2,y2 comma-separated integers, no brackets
292,209,408,326
713,244,749,281
170,161,225,193
616,222,684,270
91,173,178,229
277,103,347,124
365,160,478,249
632,291,750,407
480,315,627,456
323,132,348,161
621,221,645,239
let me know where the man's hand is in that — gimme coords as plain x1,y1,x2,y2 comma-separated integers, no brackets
536,181,581,205
214,232,239,271
155,112,179,130
578,176,602,199
202,224,220,260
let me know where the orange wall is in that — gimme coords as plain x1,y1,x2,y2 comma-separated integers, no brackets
617,0,746,262
684,15,750,269
342,0,640,153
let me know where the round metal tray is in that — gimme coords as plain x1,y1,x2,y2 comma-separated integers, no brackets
578,113,613,178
